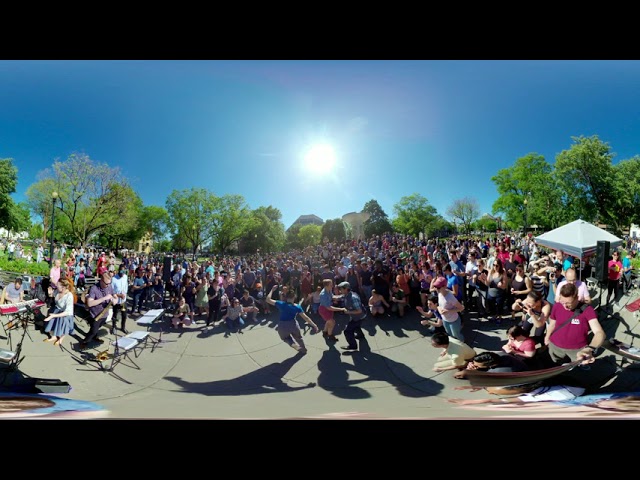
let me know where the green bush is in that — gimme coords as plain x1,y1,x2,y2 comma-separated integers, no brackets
0,257,51,277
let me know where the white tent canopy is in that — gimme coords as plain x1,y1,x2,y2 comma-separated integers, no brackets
534,219,623,260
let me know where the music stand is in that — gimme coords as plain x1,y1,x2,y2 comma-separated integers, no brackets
2,302,39,351
70,326,139,384
136,309,174,352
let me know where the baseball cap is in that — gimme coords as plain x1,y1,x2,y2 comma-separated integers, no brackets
433,277,447,289
338,281,351,289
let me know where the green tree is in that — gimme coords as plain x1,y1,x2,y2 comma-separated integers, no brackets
166,188,219,258
8,202,31,237
322,218,346,243
491,153,556,230
611,156,640,232
446,197,480,234
25,177,58,243
210,194,254,254
362,199,393,237
29,222,44,241
554,135,618,230
426,216,455,238
285,223,303,251
29,152,134,246
298,224,322,247
392,193,439,237
155,239,172,253
95,185,143,251
245,206,285,254
0,158,18,233
140,205,170,243
473,217,498,236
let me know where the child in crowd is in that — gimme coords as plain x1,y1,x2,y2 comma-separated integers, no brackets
171,296,193,328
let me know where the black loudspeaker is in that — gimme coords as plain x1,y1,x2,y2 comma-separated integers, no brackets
163,256,172,283
594,240,610,283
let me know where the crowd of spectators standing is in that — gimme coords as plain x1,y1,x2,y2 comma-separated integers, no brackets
17,230,634,389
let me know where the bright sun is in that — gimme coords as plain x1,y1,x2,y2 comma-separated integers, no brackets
304,143,336,174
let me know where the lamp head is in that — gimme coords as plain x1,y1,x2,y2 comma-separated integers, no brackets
52,191,58,200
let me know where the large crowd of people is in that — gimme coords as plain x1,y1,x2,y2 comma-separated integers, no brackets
2,230,637,403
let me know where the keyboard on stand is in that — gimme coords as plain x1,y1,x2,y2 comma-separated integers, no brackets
1,299,45,350
0,299,46,316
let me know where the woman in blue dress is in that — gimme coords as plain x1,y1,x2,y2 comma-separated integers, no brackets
43,277,77,347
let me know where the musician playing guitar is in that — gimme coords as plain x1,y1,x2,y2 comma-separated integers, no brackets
78,272,118,350
1,278,24,304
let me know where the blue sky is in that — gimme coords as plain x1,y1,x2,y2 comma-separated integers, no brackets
3,60,640,230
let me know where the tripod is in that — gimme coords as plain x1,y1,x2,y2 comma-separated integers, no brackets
0,313,30,384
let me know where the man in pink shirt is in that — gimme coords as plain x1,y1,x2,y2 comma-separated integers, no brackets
555,267,591,304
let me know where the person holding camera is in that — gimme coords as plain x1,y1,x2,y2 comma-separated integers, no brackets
605,250,623,309
515,290,551,347
510,264,533,321
539,263,563,306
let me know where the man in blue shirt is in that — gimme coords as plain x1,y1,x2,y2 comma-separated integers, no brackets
336,281,366,352
266,285,318,354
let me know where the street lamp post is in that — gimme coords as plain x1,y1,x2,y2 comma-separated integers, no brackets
523,197,528,238
192,224,197,261
49,191,58,267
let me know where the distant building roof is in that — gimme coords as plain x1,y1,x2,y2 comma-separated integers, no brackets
292,214,324,226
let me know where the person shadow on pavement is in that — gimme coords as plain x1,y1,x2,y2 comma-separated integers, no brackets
164,351,315,396
316,342,370,399
340,336,444,398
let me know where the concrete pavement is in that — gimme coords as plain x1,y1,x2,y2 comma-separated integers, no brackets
2,288,640,419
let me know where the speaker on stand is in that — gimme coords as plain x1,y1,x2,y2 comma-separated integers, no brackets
594,240,610,311
162,256,172,284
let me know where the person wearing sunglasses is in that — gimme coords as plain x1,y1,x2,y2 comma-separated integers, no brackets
78,272,119,350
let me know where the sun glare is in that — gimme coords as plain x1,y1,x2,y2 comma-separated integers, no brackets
304,143,336,174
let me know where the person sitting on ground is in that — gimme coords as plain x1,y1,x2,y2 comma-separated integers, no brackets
171,296,194,328
239,289,260,323
454,351,530,379
502,324,537,362
416,294,445,334
430,331,477,374
221,297,244,332
368,289,390,317
390,283,407,317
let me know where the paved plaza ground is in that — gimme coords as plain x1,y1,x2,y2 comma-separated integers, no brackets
2,285,640,419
